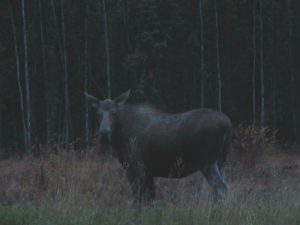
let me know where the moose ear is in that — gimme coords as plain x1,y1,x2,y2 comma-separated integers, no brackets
114,90,131,106
84,92,100,108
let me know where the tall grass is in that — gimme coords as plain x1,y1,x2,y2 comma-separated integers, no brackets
0,144,300,225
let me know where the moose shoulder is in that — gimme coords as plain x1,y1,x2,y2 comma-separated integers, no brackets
85,90,233,203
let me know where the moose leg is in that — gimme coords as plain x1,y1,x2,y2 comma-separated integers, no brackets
218,163,226,180
141,176,155,203
202,162,228,202
126,166,155,205
129,176,155,205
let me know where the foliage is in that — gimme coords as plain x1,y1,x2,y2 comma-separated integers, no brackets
233,123,277,166
234,123,277,153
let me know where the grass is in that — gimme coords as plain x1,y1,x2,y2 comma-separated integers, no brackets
0,147,300,225
0,198,300,225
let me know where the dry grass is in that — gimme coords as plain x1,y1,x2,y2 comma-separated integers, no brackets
0,149,132,208
0,145,300,224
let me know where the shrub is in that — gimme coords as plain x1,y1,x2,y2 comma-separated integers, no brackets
232,123,277,166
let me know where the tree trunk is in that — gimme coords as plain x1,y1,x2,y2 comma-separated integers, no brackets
38,0,49,144
272,74,277,129
50,0,63,62
199,0,205,108
21,0,32,153
51,0,67,145
84,5,90,147
252,0,257,124
288,0,297,142
102,0,112,98
10,2,28,152
123,0,131,51
214,0,222,111
259,0,265,126
61,0,71,149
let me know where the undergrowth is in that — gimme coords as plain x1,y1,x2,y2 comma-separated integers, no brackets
0,137,299,225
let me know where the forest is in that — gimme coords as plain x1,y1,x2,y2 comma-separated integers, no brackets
0,0,299,154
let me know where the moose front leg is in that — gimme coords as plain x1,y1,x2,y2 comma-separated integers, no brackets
126,165,155,205
133,176,155,205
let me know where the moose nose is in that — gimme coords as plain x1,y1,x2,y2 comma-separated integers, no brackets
99,128,112,144
99,128,112,136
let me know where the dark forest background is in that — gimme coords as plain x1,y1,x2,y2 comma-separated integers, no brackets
0,0,299,154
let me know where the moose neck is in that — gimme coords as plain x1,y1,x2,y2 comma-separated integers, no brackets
118,104,164,133
111,104,165,163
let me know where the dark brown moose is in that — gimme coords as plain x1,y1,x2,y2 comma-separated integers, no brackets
85,90,232,204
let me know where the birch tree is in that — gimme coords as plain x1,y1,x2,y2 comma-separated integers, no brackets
84,4,90,147
61,0,71,149
102,0,112,98
288,0,297,141
50,0,63,62
214,0,222,111
10,2,28,152
21,0,32,153
271,74,277,129
50,0,65,145
259,0,265,125
252,0,257,123
199,0,205,108
38,0,50,143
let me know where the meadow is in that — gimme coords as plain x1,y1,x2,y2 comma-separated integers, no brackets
0,143,299,225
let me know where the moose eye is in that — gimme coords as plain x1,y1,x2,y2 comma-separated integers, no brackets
110,108,117,115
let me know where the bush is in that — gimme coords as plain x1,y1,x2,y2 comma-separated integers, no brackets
233,123,277,166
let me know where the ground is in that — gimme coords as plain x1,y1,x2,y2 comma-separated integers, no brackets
0,149,299,224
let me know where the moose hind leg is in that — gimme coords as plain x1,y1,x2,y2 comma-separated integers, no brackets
202,163,228,202
218,163,226,180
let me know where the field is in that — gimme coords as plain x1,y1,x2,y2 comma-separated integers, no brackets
0,148,300,225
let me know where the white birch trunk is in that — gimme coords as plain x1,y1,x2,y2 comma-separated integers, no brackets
259,0,265,125
272,75,277,129
288,0,297,141
61,0,71,149
38,0,49,144
252,0,257,124
199,0,205,108
214,0,222,111
10,2,28,152
84,5,90,147
102,0,112,98
50,0,63,62
21,0,32,153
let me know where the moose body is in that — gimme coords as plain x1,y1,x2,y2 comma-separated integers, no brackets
86,91,232,203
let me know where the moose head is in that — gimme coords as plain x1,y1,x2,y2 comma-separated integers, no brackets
85,90,130,145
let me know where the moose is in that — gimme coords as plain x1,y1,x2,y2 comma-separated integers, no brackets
85,90,232,204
